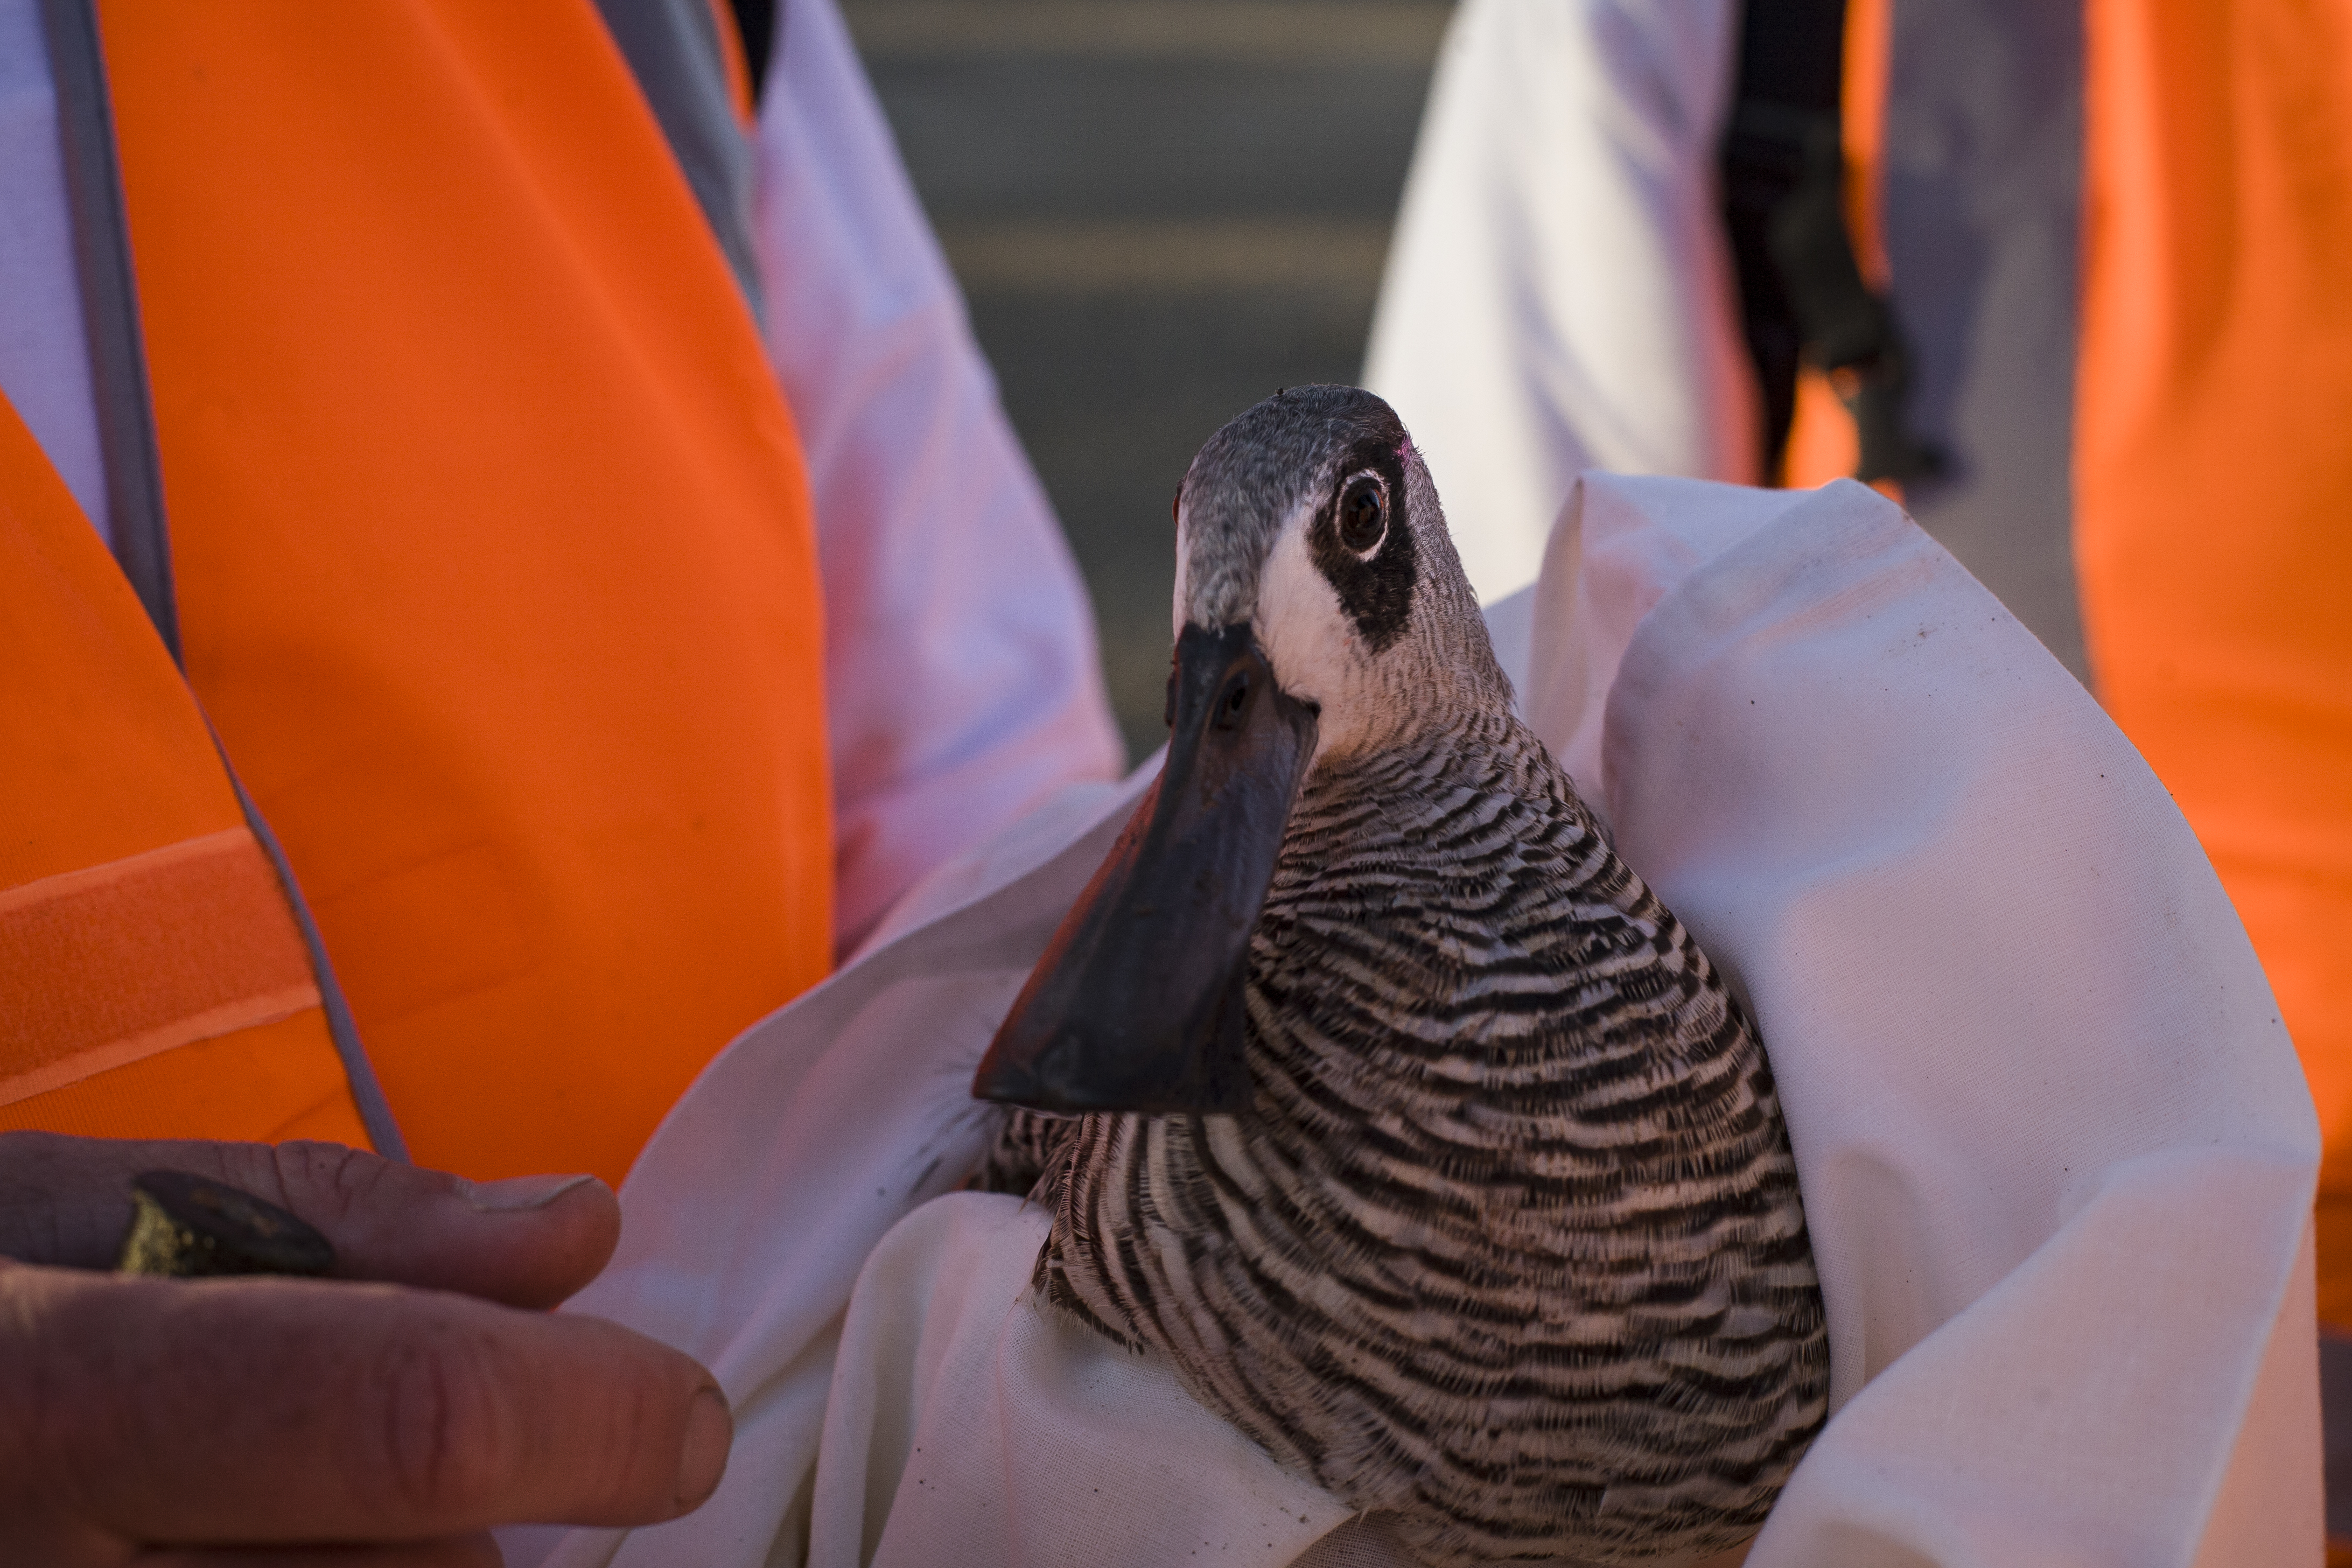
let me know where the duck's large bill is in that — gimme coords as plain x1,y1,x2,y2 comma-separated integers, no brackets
972,622,1318,1115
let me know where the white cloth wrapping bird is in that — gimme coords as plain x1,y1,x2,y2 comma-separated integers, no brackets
503,474,2319,1568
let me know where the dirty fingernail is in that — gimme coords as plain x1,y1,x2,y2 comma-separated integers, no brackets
458,1173,597,1213
676,1387,733,1508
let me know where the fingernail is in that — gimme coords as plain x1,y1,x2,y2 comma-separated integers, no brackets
457,1173,597,1213
676,1387,732,1508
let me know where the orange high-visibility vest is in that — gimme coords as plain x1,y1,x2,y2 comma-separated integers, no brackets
2075,0,2352,1324
0,2,834,1188
1,391,375,1151
1781,0,2352,1322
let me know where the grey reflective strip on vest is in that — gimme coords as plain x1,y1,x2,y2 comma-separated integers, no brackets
37,0,411,1161
37,0,177,659
594,0,769,326
220,754,412,1163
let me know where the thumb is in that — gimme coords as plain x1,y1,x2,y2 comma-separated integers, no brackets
2,1262,730,1545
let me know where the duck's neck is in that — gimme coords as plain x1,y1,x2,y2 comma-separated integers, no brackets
1259,710,1622,1027
1291,706,1589,846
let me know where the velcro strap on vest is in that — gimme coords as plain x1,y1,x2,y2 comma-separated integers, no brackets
0,828,320,1107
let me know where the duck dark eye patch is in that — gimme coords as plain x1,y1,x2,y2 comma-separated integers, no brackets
1311,437,1416,654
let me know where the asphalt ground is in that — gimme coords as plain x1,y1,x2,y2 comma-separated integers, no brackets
842,0,1452,762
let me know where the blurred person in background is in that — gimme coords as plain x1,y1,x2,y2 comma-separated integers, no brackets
0,0,1117,1557
1368,0,2350,1539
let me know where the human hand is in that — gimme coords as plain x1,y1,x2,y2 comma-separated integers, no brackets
0,1133,730,1565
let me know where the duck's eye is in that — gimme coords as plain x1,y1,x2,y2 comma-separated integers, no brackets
1338,476,1386,554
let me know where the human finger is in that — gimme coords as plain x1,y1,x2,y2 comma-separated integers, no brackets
135,1535,500,1568
5,1264,730,1544
0,1132,617,1308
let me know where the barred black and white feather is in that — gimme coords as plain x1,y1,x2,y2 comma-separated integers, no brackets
983,387,1827,1565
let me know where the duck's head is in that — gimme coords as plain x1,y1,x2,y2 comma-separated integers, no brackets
974,386,1507,1118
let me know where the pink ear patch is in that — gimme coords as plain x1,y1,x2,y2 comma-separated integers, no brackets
1396,436,1415,461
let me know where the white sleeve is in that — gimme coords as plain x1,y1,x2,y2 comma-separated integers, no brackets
748,0,1125,955
1362,0,1758,605
0,0,111,545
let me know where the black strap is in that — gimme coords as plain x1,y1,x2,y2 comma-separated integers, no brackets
1718,0,1940,485
37,0,180,656
730,0,779,104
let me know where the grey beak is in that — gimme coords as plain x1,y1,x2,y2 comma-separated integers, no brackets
971,621,1319,1115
